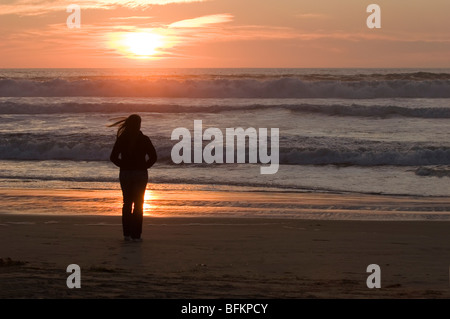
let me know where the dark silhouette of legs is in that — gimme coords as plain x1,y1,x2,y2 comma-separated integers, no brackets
120,170,148,240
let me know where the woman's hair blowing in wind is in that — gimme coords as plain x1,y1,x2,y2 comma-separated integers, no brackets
108,114,141,138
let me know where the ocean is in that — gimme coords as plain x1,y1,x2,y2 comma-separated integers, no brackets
0,68,449,219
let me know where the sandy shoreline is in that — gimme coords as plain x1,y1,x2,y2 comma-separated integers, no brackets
2,214,450,299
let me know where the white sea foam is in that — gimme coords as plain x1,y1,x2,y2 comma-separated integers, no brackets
0,132,448,166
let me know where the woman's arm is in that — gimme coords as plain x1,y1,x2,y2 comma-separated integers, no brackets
110,139,122,168
146,138,157,169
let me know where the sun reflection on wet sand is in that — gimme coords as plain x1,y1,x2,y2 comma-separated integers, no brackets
1,186,449,220
143,188,159,216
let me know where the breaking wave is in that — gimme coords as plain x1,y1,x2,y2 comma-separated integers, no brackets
0,100,449,118
1,133,449,166
0,75,449,98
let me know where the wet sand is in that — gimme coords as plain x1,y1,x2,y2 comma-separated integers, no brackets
2,214,450,299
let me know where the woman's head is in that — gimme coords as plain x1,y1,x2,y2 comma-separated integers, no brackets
124,114,141,132
109,114,141,137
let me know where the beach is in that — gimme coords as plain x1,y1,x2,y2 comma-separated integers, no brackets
1,0,449,304
0,68,449,300
1,188,450,299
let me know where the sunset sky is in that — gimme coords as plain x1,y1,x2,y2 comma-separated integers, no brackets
0,0,449,68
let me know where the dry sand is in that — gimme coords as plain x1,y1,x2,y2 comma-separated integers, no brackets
2,214,450,299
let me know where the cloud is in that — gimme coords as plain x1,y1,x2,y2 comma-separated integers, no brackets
169,14,233,28
0,0,208,16
109,16,155,20
95,0,208,8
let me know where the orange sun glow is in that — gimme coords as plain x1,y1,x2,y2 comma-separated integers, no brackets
115,31,165,58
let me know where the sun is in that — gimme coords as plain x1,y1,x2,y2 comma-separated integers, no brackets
120,31,164,58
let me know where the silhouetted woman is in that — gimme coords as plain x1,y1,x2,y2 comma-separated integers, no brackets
109,114,157,242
